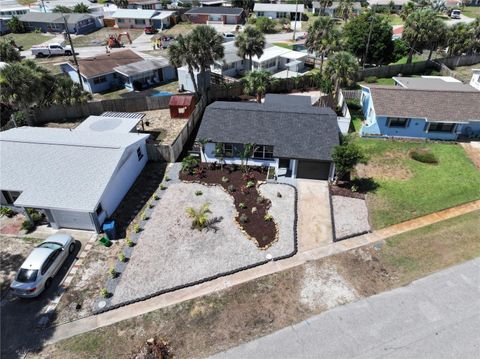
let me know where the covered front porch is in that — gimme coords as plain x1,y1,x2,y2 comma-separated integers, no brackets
114,58,176,92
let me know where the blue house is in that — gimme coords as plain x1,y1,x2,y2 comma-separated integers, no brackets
360,86,480,140
60,50,176,93
19,12,101,35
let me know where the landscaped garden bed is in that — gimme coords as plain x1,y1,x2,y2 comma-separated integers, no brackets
179,163,276,249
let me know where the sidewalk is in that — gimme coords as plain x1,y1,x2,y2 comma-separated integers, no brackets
44,199,480,345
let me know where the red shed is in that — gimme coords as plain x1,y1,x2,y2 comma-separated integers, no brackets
169,95,196,119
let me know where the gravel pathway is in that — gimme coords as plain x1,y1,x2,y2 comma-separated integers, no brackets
332,196,370,239
110,175,295,306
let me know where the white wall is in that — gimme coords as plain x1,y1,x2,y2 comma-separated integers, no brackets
98,140,148,219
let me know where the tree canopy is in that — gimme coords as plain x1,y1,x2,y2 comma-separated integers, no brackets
0,40,21,62
332,135,368,181
242,70,274,103
7,16,26,33
325,51,359,97
235,25,266,71
306,16,341,73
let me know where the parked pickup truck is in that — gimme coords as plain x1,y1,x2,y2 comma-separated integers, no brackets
31,43,73,58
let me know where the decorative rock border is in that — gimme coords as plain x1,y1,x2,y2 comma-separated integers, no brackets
92,166,298,315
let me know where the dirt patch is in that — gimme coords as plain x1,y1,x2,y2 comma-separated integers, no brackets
330,184,365,199
461,143,480,170
356,161,412,181
180,165,276,248
142,109,189,145
0,236,42,299
0,213,26,235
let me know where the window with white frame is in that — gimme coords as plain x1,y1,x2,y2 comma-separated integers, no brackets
223,143,234,157
253,145,274,159
387,117,409,128
257,11,264,17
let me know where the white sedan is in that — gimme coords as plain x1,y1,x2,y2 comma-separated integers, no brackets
10,234,75,298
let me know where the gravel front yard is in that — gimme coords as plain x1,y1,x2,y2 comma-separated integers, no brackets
109,179,295,306
332,195,371,240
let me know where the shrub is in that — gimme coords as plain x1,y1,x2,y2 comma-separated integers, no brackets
256,197,264,205
256,17,276,33
0,207,15,218
228,185,236,192
164,176,170,181
239,214,249,223
160,184,167,190
186,203,211,230
221,176,229,183
118,253,126,262
21,220,34,231
100,288,109,298
195,190,203,196
242,172,256,182
149,202,155,209
133,224,141,233
246,180,255,188
141,212,149,221
153,194,160,200
181,155,199,173
126,238,134,247
264,214,273,221
108,267,117,278
410,148,438,164
267,167,276,180
239,202,247,209
364,76,378,83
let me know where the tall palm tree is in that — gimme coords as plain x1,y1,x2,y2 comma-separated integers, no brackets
52,75,92,105
189,25,224,92
337,0,354,22
324,51,358,99
242,70,273,103
234,25,266,71
169,34,199,94
400,1,416,21
305,16,340,74
318,0,333,16
403,9,445,63
445,22,475,56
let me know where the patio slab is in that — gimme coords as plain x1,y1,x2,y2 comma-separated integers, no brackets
109,176,295,306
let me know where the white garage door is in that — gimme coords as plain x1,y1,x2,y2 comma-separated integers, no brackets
51,210,95,231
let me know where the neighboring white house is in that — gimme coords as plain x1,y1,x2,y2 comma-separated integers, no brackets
0,114,150,232
253,3,304,20
112,9,176,29
470,69,480,91
211,43,307,78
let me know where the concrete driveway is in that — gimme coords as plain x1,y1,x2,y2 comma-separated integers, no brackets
296,179,333,251
444,14,476,27
0,230,95,359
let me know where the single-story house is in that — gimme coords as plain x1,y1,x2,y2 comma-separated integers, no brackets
360,85,480,140
393,75,478,92
0,114,150,232
127,0,164,10
60,50,176,93
19,12,102,35
312,1,362,17
111,9,176,29
368,0,409,12
0,5,29,18
196,97,340,180
253,3,304,20
184,7,245,24
211,43,307,78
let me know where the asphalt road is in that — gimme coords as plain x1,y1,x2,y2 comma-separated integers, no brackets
0,239,85,359
210,258,480,359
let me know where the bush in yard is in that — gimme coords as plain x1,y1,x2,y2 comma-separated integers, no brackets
126,238,134,247
100,288,109,298
256,17,276,33
108,267,117,278
141,212,149,221
264,214,273,221
118,253,126,262
332,135,368,182
153,194,160,200
21,220,34,231
195,190,203,196
133,224,141,233
246,180,255,188
239,214,249,223
0,40,21,62
164,176,170,181
410,148,439,164
160,184,167,190
181,155,199,174
186,203,211,230
239,202,247,209
0,206,15,218
7,16,26,33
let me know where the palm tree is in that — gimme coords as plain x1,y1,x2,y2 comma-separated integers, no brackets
186,203,211,231
471,17,480,54
403,9,445,63
337,0,354,22
189,25,224,92
318,0,333,16
305,16,340,74
242,70,273,103
52,75,92,105
400,2,416,21
324,51,358,99
234,25,266,71
113,0,128,9
0,40,21,62
445,22,475,56
169,34,199,94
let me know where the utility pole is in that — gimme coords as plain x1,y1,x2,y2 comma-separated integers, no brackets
62,15,84,90
292,0,299,42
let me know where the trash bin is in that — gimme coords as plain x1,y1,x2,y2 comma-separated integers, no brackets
102,220,116,241
99,236,112,247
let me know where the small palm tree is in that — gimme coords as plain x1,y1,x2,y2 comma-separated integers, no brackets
305,16,340,74
242,70,273,103
235,25,266,71
169,34,199,93
186,203,211,230
325,51,359,99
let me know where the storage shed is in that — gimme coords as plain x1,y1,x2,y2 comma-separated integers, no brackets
169,95,196,119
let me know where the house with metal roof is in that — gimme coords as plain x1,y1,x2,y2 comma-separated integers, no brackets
253,3,304,20
60,50,176,93
196,97,340,180
360,85,480,140
211,43,307,78
392,76,478,92
0,115,150,232
19,12,102,34
112,9,176,29
184,6,245,24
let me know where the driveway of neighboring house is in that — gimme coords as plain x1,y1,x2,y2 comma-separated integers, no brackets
296,179,333,251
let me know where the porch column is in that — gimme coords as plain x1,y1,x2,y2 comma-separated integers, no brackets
328,162,336,182
289,159,298,178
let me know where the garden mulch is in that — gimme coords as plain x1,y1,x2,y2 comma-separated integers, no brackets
180,165,276,249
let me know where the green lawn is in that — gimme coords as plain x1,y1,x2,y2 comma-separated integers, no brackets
272,42,293,50
0,33,54,50
355,139,480,229
462,6,480,18
385,14,404,26
391,55,424,65
361,77,396,86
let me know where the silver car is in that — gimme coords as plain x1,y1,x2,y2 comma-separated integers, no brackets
10,234,75,298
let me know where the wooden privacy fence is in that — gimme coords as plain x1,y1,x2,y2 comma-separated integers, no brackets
341,90,362,101
32,95,174,124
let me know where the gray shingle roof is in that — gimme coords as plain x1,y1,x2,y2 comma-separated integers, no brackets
0,126,149,211
368,86,480,123
19,12,95,25
196,100,339,161
265,94,312,107
392,77,477,92
185,6,244,16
